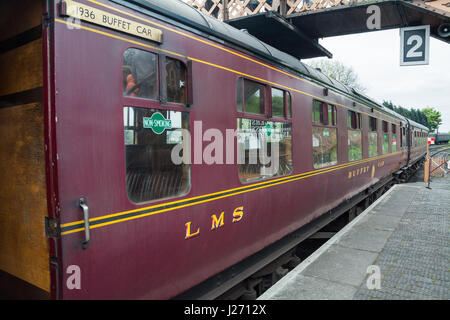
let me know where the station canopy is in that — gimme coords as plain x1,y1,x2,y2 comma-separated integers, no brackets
226,0,450,59
225,11,333,59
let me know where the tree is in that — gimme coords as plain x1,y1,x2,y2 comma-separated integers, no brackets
308,59,367,92
422,107,442,132
410,108,419,123
396,106,411,119
382,101,430,128
418,112,429,129
383,100,394,110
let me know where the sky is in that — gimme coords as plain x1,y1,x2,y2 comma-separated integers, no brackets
303,29,450,133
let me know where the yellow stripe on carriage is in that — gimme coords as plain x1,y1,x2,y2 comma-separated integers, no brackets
61,151,404,234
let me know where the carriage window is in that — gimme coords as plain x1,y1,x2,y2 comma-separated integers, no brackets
123,48,157,99
245,81,265,114
236,78,265,114
383,133,389,153
313,126,338,168
287,92,292,118
312,100,338,168
348,111,362,161
368,116,378,157
271,88,285,118
400,126,403,148
313,100,336,125
237,119,292,182
392,124,397,152
348,110,361,129
312,100,322,123
166,57,186,104
124,107,190,203
236,78,243,112
402,127,406,148
328,104,337,126
271,88,291,118
348,130,362,161
382,121,389,154
369,116,377,131
369,132,378,157
271,88,284,117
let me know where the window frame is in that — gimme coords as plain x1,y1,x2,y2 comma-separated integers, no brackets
391,123,397,152
368,131,378,158
348,110,362,130
270,86,284,119
348,129,363,162
286,91,292,119
368,116,378,158
402,126,407,149
312,125,338,169
391,123,396,134
122,47,160,102
236,77,293,184
121,48,192,109
122,106,192,204
347,110,362,162
236,78,292,124
159,54,191,108
313,99,337,127
369,116,377,132
121,47,192,205
236,77,268,119
382,120,389,133
311,99,339,169
381,121,390,154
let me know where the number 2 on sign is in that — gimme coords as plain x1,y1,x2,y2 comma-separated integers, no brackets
406,35,423,58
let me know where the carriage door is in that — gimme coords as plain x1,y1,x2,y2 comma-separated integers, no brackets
54,30,191,297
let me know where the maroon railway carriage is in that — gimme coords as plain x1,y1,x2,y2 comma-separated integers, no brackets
0,0,428,299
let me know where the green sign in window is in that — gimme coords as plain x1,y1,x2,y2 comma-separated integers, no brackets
143,112,172,134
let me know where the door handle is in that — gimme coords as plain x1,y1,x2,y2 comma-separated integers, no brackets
79,197,90,249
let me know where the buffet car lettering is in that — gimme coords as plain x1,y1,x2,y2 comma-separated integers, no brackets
62,0,163,42
348,165,371,179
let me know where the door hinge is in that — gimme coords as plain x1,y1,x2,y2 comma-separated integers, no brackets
45,217,61,238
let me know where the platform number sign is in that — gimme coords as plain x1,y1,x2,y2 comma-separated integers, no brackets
400,25,430,66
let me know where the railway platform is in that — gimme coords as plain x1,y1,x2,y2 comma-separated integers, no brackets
259,173,450,300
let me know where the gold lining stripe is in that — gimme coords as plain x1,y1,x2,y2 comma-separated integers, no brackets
61,150,401,227
82,0,399,123
60,150,404,233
